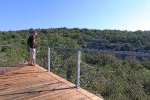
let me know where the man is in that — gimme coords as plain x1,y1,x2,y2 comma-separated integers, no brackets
28,30,40,66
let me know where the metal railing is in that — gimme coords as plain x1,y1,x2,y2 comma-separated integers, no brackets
45,46,150,88
46,46,81,88
0,45,29,66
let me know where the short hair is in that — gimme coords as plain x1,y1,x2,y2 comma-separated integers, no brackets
32,30,36,33
30,30,37,35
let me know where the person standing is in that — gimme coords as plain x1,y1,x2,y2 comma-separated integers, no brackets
27,30,40,66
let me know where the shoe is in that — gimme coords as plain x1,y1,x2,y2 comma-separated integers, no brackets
29,64,35,66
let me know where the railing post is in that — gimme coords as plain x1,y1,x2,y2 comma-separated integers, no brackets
76,51,81,88
48,47,50,72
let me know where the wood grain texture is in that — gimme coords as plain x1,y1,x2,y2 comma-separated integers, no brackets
0,65,103,100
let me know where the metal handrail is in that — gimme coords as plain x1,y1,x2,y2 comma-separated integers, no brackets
1,45,150,89
1,44,150,57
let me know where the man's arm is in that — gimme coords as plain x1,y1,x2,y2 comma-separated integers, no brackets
33,40,40,47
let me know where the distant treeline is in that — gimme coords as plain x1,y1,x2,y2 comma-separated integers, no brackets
0,28,150,49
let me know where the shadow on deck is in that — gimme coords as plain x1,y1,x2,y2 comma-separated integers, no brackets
0,65,103,100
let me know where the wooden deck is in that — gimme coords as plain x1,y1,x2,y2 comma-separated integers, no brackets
0,65,103,100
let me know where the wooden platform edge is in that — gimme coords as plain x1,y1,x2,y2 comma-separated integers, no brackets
36,65,104,100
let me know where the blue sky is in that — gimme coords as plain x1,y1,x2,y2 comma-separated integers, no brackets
0,0,150,31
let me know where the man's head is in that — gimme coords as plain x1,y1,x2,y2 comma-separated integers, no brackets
32,30,37,36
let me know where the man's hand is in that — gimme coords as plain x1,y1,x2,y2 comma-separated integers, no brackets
37,44,40,47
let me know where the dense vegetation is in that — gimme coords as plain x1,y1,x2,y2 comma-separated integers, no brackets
0,28,150,100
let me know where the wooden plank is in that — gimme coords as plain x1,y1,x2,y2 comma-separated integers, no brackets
0,81,63,100
25,85,76,100
45,89,80,100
